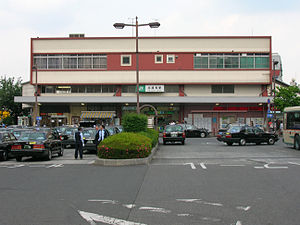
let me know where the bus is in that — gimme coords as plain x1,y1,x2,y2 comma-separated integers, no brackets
283,106,300,149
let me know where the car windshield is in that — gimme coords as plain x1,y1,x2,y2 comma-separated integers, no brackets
165,125,183,132
82,129,96,138
63,128,77,135
19,132,47,141
228,126,242,133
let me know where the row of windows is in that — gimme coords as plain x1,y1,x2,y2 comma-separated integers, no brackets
34,54,107,69
41,85,234,94
194,53,270,69
33,53,270,70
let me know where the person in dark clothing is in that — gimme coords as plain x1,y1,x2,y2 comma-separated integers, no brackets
94,124,101,153
74,127,84,159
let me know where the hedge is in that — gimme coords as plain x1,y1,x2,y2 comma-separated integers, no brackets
98,132,152,159
122,113,147,133
139,128,159,147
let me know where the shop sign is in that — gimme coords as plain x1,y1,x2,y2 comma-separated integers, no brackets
138,85,164,93
145,110,174,115
122,106,136,111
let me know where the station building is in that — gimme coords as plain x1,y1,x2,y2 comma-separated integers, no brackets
15,35,277,135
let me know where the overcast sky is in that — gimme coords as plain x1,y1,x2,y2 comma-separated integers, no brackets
1,0,299,84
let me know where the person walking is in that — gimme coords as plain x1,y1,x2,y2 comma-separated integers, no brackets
74,127,84,159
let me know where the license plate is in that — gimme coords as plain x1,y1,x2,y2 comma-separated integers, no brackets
24,145,31,149
171,132,177,137
29,142,36,145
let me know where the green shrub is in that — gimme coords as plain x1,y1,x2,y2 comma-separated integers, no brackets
139,128,159,147
97,132,152,159
122,113,147,133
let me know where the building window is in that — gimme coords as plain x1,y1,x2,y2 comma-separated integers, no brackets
33,54,107,70
164,85,179,93
122,85,136,93
121,55,131,66
155,55,163,63
211,85,234,93
194,53,269,69
167,55,175,63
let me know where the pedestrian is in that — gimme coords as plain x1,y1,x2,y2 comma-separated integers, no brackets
94,124,102,153
74,127,84,159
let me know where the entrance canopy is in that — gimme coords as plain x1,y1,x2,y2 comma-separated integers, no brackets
80,111,115,119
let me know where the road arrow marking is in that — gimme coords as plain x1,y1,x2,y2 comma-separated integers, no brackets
236,221,242,225
184,163,196,169
264,163,288,169
199,163,207,169
78,210,147,225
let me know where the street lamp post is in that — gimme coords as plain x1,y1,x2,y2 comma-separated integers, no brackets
114,17,160,114
32,65,38,126
272,60,279,130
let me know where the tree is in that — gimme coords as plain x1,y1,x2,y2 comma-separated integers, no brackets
0,77,27,125
274,85,300,112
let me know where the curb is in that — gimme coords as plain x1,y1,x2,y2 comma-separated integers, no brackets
93,143,159,166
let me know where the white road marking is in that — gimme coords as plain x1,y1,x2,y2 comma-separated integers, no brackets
176,199,201,202
176,199,223,207
88,200,118,204
7,164,25,169
123,204,136,209
236,221,242,225
88,160,95,164
78,210,147,225
46,164,64,168
202,217,221,222
177,214,191,217
254,166,264,169
28,165,46,168
184,163,196,169
264,163,288,169
139,206,171,214
236,206,251,211
199,163,207,169
288,162,300,166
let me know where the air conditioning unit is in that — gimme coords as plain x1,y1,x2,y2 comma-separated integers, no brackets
69,34,85,38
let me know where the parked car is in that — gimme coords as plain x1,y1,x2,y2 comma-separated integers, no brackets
163,124,186,145
179,124,209,138
82,128,97,153
61,127,78,148
10,130,63,161
0,131,17,161
217,125,279,146
106,126,120,136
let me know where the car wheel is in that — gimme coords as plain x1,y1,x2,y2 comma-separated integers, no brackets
182,140,185,145
256,142,261,145
239,138,246,146
294,136,300,150
200,132,206,138
267,137,275,145
226,142,233,146
16,156,22,162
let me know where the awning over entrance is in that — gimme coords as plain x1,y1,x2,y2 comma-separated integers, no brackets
80,111,115,119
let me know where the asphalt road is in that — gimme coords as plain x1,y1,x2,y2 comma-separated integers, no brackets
0,137,300,225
